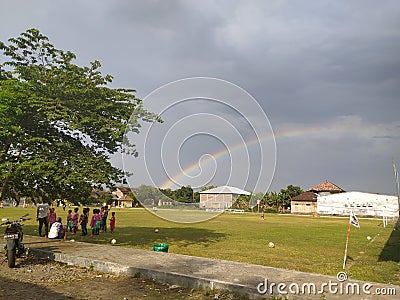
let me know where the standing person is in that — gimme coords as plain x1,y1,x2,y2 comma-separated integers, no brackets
101,207,108,232
48,207,57,228
90,209,99,236
79,208,89,236
110,212,116,233
100,207,105,231
95,209,102,235
66,210,73,232
72,207,79,234
36,200,50,237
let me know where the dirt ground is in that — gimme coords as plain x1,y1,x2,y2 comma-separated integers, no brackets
0,255,239,300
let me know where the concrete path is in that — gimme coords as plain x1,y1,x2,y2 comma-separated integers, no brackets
11,235,400,299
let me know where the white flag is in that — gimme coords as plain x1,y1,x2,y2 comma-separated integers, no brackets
350,212,360,228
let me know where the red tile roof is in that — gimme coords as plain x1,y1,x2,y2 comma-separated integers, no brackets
119,195,133,201
291,191,317,202
308,180,344,192
117,187,134,194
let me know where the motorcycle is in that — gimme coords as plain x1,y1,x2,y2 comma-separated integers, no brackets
1,213,30,268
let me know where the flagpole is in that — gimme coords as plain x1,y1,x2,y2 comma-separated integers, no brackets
342,216,351,269
393,160,400,218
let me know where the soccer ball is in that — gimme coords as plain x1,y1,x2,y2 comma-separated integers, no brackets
111,239,116,244
154,229,159,233
268,242,275,248
366,236,372,241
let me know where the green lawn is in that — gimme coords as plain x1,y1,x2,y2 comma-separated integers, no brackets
1,207,399,285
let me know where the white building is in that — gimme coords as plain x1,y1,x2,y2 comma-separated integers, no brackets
317,191,399,217
199,186,250,210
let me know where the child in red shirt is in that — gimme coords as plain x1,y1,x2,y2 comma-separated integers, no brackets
110,212,116,233
48,208,57,227
90,209,101,235
72,207,79,234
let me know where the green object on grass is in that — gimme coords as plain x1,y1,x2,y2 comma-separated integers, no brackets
153,243,169,252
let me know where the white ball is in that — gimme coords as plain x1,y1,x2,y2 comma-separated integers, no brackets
366,236,372,241
268,242,275,248
111,239,116,244
154,229,159,233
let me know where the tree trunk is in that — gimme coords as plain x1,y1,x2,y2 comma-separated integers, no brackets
0,165,15,201
0,145,24,201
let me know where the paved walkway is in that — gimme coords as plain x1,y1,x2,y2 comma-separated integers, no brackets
10,235,400,299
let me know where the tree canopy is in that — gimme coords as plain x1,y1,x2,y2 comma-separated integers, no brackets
0,29,159,205
280,185,303,207
159,185,200,203
229,185,303,212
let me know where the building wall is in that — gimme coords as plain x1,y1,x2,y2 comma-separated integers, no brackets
117,200,133,208
200,193,233,209
291,201,317,214
317,191,399,217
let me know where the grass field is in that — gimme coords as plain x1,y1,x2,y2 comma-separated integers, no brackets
1,207,399,285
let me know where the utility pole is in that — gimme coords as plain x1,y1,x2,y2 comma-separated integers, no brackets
393,160,400,218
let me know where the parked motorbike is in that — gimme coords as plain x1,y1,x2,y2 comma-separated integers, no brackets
1,213,30,268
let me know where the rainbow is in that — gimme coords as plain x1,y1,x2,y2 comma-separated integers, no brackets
159,133,273,189
159,119,384,190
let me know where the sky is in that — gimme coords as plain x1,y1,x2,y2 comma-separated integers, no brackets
1,0,400,195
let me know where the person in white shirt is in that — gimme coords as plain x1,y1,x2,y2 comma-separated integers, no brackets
48,217,65,239
36,201,50,237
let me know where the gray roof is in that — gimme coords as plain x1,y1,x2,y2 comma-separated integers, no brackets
199,186,251,195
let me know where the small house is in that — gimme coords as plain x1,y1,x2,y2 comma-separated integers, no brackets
112,187,137,208
290,191,318,214
291,180,345,214
116,194,134,208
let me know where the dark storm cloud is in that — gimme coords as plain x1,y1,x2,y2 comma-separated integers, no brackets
1,0,399,193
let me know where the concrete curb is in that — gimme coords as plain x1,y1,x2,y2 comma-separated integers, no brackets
28,247,260,299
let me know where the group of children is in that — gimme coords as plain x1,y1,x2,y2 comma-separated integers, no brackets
38,203,116,239
65,206,116,236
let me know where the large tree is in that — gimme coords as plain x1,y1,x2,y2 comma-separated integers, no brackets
0,29,159,204
280,185,303,208
174,185,195,203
